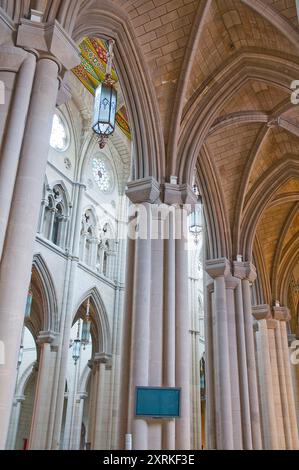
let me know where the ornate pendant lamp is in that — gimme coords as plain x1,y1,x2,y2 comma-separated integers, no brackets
189,185,203,244
25,289,33,318
72,320,81,365
92,40,117,149
81,298,91,350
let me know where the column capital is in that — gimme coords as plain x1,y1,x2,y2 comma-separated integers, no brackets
77,391,88,400
93,352,112,364
267,319,277,329
233,261,257,282
163,183,198,207
16,19,80,77
14,395,25,405
252,304,272,321
126,177,160,204
36,330,56,344
272,306,291,322
205,258,230,279
225,275,238,290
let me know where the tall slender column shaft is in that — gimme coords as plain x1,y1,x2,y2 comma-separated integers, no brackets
28,332,56,449
0,59,59,449
233,274,252,449
0,52,36,259
175,212,190,450
206,258,234,449
252,305,278,449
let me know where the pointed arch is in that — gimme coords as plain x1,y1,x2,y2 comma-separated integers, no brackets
240,158,299,260
73,287,111,355
32,254,59,333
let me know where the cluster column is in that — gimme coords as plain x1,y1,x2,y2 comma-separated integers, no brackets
0,19,79,449
233,261,262,449
28,331,57,450
118,178,196,450
205,258,234,449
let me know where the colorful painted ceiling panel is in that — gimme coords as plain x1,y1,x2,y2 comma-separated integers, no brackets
73,37,131,140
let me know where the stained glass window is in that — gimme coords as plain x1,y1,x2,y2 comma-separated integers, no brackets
50,114,68,151
92,158,113,192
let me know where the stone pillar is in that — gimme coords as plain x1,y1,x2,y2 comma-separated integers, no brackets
232,268,252,449
93,353,111,450
118,179,196,450
205,258,234,449
205,282,216,449
0,20,79,449
225,275,242,449
252,305,278,449
175,207,191,450
162,209,176,450
70,392,87,450
28,331,57,449
5,395,25,450
273,307,299,449
0,51,36,259
234,261,262,449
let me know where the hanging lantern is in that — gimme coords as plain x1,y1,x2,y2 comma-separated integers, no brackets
92,40,117,149
25,289,33,318
18,345,24,367
189,186,202,243
72,320,81,365
81,298,91,349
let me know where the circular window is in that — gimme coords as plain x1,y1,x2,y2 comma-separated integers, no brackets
50,114,69,152
92,157,114,193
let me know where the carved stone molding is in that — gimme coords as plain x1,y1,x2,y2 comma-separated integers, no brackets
233,261,257,282
272,306,291,322
16,19,80,77
126,177,160,204
252,304,272,321
205,257,231,279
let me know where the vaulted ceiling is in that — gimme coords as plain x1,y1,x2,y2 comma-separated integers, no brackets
2,0,299,331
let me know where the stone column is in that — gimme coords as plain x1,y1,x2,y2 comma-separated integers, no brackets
225,275,242,449
273,307,299,449
232,266,252,449
5,395,25,450
205,282,216,449
28,331,57,449
175,208,191,450
205,258,234,449
234,261,262,449
0,20,79,449
252,305,278,449
37,197,47,234
162,209,176,450
93,353,111,450
118,179,196,450
0,51,36,259
70,392,87,450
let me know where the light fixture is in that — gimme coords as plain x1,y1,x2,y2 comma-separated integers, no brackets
25,289,33,318
81,298,91,350
189,185,202,244
92,39,117,149
72,320,82,365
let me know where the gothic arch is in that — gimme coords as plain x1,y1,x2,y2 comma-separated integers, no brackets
178,52,299,185
31,254,59,333
240,158,299,260
70,0,165,181
73,287,111,355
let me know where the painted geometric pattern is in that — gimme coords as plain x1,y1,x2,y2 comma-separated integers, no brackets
73,37,131,140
